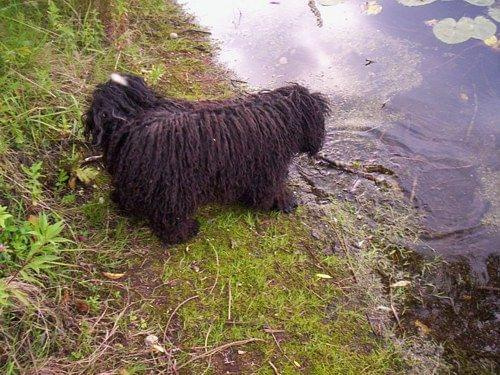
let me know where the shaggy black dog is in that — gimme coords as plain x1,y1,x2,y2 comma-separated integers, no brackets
85,73,329,244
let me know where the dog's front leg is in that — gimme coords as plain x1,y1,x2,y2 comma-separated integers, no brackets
241,183,297,213
151,217,200,245
272,185,298,214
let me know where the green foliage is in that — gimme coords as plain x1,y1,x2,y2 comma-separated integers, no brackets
0,206,68,287
55,168,69,191
21,161,43,203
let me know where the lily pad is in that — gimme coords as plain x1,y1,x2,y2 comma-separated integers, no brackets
463,0,494,6
433,16,496,44
397,0,437,6
433,17,474,44
470,16,496,39
487,6,500,23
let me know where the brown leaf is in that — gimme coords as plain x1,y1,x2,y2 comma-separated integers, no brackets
68,176,77,190
27,215,39,224
75,299,90,314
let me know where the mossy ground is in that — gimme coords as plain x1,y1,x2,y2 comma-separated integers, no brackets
0,1,442,374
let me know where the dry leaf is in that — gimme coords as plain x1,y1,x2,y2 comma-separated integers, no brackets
390,280,410,288
102,272,126,280
237,350,246,355
293,360,301,367
414,320,431,335
27,215,39,224
75,299,90,314
68,176,77,190
152,344,166,353
315,273,333,279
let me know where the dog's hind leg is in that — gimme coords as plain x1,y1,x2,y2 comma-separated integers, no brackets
150,217,200,245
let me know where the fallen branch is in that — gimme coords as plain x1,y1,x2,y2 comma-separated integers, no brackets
313,155,397,189
82,155,103,164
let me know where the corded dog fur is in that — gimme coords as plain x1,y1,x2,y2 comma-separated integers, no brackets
85,73,329,244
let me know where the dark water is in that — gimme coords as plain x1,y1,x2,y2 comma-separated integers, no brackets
182,0,500,281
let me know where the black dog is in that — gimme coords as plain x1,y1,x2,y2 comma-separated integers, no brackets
85,73,329,244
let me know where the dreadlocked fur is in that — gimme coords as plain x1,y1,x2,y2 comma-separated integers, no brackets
85,73,329,244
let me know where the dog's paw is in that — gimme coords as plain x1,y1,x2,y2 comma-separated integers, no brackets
274,194,298,214
157,219,200,245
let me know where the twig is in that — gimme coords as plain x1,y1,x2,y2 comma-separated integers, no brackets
82,155,103,164
314,155,394,188
389,290,402,329
268,360,280,375
307,0,323,27
180,28,212,35
208,242,219,295
201,324,214,375
227,281,232,321
164,295,199,340
177,338,265,369
204,324,213,352
263,328,286,334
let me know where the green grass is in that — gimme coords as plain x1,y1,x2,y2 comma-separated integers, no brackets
0,1,430,374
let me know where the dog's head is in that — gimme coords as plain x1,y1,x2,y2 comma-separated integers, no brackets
294,87,329,156
84,73,160,148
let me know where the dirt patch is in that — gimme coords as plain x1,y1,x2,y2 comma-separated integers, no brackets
212,348,263,375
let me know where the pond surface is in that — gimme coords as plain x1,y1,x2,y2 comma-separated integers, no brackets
182,0,500,282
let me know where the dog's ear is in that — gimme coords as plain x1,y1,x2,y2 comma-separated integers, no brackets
86,111,106,147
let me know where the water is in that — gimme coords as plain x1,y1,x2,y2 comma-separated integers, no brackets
181,0,500,281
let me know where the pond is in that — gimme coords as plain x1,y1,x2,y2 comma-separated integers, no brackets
181,0,499,364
